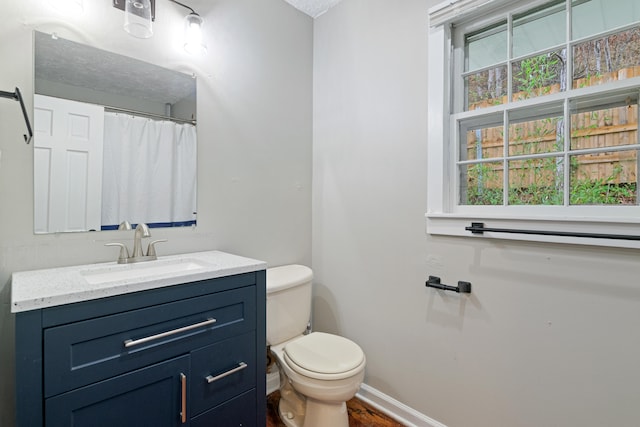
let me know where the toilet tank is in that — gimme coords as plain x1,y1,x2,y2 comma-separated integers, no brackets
266,265,313,346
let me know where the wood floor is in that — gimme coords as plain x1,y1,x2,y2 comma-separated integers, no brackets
266,391,406,427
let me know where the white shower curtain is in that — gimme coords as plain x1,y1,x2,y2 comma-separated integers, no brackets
101,112,197,229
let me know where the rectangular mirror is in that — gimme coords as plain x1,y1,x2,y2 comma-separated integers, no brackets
33,31,197,234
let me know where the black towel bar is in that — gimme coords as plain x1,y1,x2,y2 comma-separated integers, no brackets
465,222,640,241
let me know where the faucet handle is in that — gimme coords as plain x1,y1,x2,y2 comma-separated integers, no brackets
105,242,130,264
146,239,168,258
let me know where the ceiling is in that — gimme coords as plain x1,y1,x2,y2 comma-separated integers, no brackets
283,0,343,18
34,31,195,105
189,0,343,19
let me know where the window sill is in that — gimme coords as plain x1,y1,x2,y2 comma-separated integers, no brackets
425,213,640,249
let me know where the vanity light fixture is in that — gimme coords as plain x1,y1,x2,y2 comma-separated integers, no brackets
124,0,154,38
183,12,206,55
113,0,205,54
169,0,207,55
113,0,156,38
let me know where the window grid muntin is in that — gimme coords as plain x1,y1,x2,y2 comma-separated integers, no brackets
563,96,572,203
501,109,509,205
506,14,513,112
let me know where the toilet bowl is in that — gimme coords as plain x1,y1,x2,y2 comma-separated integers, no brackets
266,265,366,427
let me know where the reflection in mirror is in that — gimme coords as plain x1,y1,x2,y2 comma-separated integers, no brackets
33,31,197,234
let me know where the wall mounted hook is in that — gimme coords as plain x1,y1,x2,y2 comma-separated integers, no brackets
0,87,33,144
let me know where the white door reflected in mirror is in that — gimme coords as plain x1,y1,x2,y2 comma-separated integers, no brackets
34,95,104,233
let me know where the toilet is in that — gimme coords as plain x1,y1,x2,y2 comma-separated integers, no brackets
266,265,366,427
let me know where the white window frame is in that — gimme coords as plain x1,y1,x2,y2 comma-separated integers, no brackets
426,0,640,249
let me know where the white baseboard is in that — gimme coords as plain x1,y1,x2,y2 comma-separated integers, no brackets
266,370,280,395
356,383,448,427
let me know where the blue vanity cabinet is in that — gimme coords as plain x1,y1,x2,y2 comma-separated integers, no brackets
15,270,266,427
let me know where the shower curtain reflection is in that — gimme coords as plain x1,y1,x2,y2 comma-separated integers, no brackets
101,112,197,230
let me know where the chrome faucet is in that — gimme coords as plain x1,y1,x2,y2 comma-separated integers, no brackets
105,222,167,264
132,223,151,258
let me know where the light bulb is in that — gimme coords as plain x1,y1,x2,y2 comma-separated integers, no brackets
183,13,207,55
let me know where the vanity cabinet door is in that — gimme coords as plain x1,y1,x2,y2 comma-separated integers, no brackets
45,355,190,427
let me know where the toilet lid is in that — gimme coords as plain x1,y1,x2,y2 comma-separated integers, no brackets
284,332,365,376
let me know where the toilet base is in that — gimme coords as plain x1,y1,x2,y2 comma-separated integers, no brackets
278,379,306,427
278,396,349,427
277,380,349,427
303,397,349,427
278,396,304,427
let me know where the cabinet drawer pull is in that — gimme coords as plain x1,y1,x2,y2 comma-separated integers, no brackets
180,373,187,424
124,318,217,348
205,362,248,383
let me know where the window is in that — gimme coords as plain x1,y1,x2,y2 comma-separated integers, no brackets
427,0,640,248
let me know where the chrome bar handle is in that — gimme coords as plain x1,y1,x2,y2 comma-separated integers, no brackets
180,373,187,424
124,318,216,348
205,362,248,383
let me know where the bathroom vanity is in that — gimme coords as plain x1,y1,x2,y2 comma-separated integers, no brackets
12,250,266,427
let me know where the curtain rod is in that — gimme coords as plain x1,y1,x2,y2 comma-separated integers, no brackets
104,105,196,125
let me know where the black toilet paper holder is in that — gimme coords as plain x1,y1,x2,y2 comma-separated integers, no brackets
425,276,471,294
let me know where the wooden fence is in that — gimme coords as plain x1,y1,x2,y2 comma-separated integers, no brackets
466,67,639,189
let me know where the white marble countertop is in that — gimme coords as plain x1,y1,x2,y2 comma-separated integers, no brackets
11,250,267,313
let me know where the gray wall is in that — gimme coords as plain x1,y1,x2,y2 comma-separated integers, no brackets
312,1,640,427
0,0,312,423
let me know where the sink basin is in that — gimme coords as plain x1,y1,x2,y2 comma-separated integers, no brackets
80,258,213,285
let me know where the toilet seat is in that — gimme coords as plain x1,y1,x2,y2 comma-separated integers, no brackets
283,332,365,381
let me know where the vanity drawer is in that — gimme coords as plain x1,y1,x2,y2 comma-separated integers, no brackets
44,286,255,397
190,331,257,416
